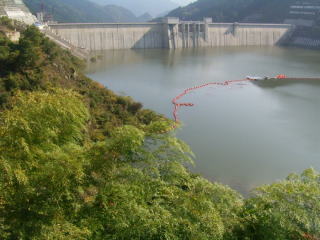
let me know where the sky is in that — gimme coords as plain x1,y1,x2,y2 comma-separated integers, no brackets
172,0,195,6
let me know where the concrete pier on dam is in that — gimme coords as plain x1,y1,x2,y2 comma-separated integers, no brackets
48,18,294,51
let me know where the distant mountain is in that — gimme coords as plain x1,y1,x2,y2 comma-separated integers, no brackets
137,13,153,22
156,10,172,18
91,0,179,17
167,0,293,23
24,0,141,23
103,5,138,22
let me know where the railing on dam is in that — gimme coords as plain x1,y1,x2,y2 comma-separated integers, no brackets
47,18,294,51
209,23,293,28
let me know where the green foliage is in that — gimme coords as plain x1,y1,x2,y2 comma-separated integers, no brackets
24,0,142,23
1,89,89,151
108,125,145,158
37,221,91,240
79,117,243,240
0,17,15,30
0,89,89,239
0,17,25,32
82,164,238,240
167,0,293,23
237,168,320,240
0,17,319,240
0,23,161,139
0,89,244,240
0,26,47,92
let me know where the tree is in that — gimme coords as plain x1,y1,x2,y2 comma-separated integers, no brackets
0,89,243,240
81,120,242,240
237,169,320,240
0,89,90,239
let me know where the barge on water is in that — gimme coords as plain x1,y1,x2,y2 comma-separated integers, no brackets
247,75,320,88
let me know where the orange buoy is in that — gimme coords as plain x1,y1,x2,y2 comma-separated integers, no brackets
276,74,287,79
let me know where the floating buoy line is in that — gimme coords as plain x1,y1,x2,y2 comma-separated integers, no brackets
171,74,320,128
171,78,254,127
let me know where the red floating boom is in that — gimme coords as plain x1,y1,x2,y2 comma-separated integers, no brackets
276,74,287,79
171,78,255,128
170,74,314,128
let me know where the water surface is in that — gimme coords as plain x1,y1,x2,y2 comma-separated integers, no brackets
86,47,320,193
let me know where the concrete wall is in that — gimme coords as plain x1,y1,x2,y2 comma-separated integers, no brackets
49,23,167,51
49,22,293,51
171,23,293,48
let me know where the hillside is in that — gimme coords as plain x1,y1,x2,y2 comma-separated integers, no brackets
167,0,293,23
0,0,36,24
103,5,139,22
91,0,179,17
1,16,320,240
24,0,142,23
137,12,153,22
0,17,164,140
167,0,320,48
0,17,240,239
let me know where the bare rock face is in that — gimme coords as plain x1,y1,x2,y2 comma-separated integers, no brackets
0,0,37,24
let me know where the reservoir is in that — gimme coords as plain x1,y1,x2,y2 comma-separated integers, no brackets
86,46,320,193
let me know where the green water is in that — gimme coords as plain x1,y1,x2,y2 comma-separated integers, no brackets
86,46,320,193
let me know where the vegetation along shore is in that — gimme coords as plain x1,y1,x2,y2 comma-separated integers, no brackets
0,17,320,239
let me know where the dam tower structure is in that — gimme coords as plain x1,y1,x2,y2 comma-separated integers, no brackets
0,0,36,25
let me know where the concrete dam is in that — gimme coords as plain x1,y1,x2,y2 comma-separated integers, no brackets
48,18,294,51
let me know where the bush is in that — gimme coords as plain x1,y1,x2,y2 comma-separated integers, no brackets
237,169,320,240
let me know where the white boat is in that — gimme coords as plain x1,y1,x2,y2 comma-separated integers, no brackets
246,76,270,81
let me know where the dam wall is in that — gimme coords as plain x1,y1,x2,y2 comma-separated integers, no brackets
48,18,293,51
48,23,168,51
171,23,293,48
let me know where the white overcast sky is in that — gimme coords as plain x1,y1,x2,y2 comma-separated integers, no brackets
172,0,195,6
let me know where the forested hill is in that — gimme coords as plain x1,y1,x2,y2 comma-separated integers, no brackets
167,0,293,23
0,17,164,139
91,0,179,17
1,16,320,239
24,0,147,23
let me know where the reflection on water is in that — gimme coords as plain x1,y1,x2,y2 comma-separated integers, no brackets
86,46,320,194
